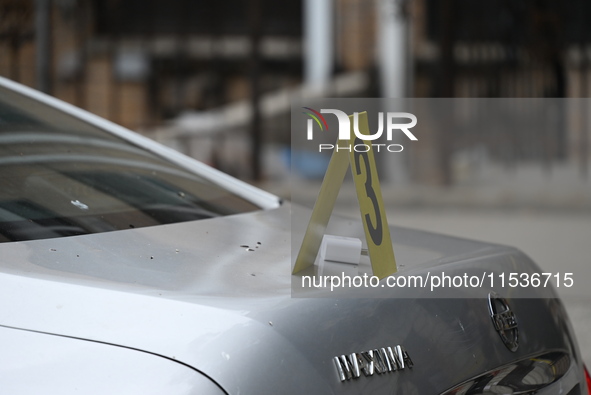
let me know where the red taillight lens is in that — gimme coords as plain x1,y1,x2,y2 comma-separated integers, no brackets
585,365,591,395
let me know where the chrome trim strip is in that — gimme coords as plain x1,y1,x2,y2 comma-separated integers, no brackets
440,350,571,395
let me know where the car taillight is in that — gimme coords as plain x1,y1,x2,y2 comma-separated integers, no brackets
585,365,591,395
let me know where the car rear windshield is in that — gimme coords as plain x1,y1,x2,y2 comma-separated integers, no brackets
0,85,261,243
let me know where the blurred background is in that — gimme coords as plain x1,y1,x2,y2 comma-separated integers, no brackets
1,0,590,361
2,0,590,183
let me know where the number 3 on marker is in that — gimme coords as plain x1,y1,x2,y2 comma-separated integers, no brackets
348,112,397,279
353,137,383,246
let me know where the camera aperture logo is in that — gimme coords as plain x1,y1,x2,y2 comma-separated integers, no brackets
303,108,417,153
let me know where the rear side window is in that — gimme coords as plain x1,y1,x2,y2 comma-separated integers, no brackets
0,85,260,243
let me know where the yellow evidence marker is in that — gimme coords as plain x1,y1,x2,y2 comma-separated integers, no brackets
292,111,397,280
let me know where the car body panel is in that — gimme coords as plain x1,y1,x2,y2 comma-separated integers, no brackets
0,76,586,394
0,326,225,395
0,204,585,394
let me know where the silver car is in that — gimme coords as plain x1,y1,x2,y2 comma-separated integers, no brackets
0,76,588,395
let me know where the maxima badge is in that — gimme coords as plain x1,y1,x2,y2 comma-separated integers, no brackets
488,291,519,352
333,345,413,382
